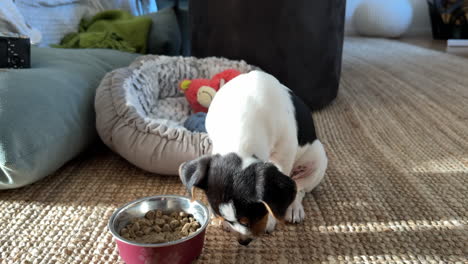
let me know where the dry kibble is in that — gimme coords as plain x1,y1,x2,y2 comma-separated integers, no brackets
154,219,165,226
153,236,165,243
120,210,201,244
165,233,175,241
153,225,162,233
181,223,191,233
162,215,171,223
162,224,171,232
143,227,152,235
145,210,156,220
170,219,180,229
140,218,151,227
181,229,189,236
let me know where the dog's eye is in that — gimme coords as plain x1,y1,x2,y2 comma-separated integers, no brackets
239,222,248,227
239,217,249,227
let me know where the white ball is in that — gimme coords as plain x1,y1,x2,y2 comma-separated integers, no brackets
353,0,413,38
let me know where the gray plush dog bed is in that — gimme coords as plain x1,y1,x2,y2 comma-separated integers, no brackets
95,55,256,175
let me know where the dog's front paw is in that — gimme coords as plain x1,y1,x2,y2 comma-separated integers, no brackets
210,216,223,226
285,201,305,223
222,220,232,232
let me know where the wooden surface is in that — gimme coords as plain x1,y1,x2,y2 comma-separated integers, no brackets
401,38,468,58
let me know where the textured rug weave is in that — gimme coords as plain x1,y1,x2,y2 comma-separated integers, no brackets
1,38,467,264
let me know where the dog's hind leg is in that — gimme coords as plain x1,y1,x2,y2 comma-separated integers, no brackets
285,140,328,223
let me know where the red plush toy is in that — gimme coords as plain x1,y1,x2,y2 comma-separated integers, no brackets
179,69,241,113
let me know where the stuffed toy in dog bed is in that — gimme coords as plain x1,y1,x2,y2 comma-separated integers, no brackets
95,55,257,175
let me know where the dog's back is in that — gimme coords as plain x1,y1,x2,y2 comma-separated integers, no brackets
206,70,297,160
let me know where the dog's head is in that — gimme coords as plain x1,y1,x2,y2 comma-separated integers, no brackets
179,153,297,246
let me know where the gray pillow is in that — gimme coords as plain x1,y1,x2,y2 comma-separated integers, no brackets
145,8,182,55
154,1,190,56
0,47,138,189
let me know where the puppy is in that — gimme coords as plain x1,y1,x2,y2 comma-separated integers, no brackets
179,70,327,245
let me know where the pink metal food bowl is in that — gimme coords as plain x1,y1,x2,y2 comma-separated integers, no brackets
109,195,210,264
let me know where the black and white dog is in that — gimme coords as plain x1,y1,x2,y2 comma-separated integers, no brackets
179,70,327,245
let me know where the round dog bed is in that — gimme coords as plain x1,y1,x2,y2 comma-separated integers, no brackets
95,55,257,175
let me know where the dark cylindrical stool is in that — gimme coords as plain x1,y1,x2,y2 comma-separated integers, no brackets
190,0,346,110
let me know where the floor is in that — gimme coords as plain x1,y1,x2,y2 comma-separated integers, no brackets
401,37,468,58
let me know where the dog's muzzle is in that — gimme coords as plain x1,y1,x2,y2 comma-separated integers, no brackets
237,237,253,246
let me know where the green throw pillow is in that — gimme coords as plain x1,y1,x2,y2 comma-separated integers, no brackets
0,47,138,189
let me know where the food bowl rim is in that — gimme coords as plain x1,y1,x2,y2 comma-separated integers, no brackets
108,194,210,247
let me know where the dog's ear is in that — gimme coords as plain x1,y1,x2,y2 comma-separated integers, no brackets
256,164,297,220
179,155,212,198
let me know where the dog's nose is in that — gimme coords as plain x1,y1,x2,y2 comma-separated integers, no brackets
237,237,253,246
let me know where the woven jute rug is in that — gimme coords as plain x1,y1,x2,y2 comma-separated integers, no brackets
1,38,467,264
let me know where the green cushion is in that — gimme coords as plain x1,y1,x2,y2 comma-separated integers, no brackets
0,47,138,189
54,10,152,54
145,7,182,55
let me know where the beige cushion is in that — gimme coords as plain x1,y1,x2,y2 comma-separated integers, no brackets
95,55,257,175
